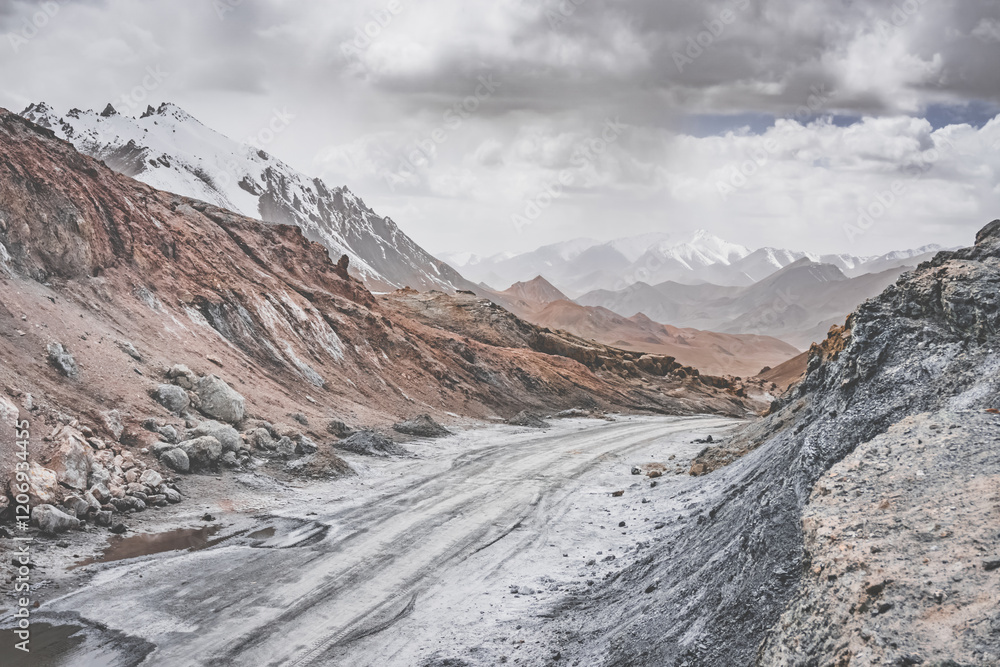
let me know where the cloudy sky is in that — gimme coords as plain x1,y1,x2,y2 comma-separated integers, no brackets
2,0,1000,259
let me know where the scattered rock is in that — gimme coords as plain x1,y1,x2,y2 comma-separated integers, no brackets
195,375,245,424
94,510,113,527
611,490,625,497
167,364,197,390
139,469,163,488
326,419,355,439
159,447,191,473
46,430,94,490
153,384,190,413
46,342,79,378
507,411,548,428
101,409,125,440
393,414,451,438
110,522,128,534
984,559,1000,572
178,436,223,469
290,412,309,426
31,504,80,533
10,462,61,507
188,420,240,452
337,431,409,457
116,340,143,361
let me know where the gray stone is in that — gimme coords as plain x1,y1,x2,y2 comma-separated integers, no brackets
31,504,80,533
139,469,163,488
275,436,297,459
159,448,190,473
188,420,241,452
337,431,409,457
326,419,356,439
179,436,223,469
117,340,143,361
297,435,319,455
507,411,548,429
195,375,245,424
167,364,198,390
393,414,451,438
158,425,180,443
46,342,79,378
246,427,276,451
101,409,125,440
94,510,113,527
221,451,239,468
158,486,182,503
154,384,190,413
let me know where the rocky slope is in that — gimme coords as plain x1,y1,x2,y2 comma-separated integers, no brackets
538,220,1000,666
19,102,474,293
0,107,754,537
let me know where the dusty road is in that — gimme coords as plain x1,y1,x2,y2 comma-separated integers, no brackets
24,415,740,666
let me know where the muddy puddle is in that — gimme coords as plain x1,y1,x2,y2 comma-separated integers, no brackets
73,525,225,569
0,621,151,666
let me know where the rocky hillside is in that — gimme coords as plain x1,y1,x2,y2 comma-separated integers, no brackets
543,221,1000,666
19,102,474,293
0,107,755,533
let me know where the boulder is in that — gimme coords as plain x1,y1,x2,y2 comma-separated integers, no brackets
297,435,319,455
246,427,276,451
46,431,93,490
94,510,113,527
62,495,93,518
101,410,125,440
337,431,409,457
275,437,298,459
153,384,190,413
195,375,245,424
179,436,223,469
158,486,182,503
46,342,79,378
392,414,451,438
11,462,61,507
159,447,190,473
188,420,240,452
31,504,80,533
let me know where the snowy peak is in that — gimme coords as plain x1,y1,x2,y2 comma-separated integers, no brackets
20,101,474,293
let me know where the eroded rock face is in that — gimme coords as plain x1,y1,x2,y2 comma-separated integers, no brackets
547,222,1000,667
195,375,245,424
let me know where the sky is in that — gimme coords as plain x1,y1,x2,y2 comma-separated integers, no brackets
1,0,1000,259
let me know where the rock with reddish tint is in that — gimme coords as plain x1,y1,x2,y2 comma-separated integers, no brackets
10,462,61,507
46,429,93,491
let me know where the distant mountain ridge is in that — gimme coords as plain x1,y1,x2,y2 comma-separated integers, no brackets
20,101,475,293
443,230,945,295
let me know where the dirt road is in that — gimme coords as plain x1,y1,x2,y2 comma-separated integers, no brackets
19,415,740,666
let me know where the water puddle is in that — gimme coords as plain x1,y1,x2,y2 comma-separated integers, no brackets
0,621,151,666
72,525,224,569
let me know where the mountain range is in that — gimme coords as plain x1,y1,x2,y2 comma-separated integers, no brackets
444,230,944,297
485,277,799,377
19,102,474,293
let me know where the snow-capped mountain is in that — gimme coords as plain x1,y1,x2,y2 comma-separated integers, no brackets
449,229,945,295
20,102,474,293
